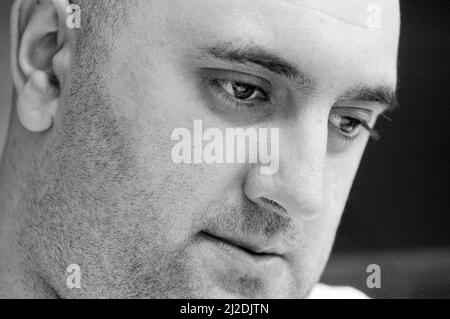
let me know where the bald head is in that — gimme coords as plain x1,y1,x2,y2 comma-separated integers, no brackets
275,0,398,28
1,0,400,299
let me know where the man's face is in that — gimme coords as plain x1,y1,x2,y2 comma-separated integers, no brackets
24,0,399,298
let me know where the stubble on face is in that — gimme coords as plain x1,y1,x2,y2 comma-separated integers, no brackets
12,0,399,299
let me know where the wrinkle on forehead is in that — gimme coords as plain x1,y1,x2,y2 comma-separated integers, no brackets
265,0,398,29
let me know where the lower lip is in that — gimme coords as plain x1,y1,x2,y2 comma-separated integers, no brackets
199,233,286,277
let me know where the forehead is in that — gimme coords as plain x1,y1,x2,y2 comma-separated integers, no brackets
128,0,400,90
275,0,399,28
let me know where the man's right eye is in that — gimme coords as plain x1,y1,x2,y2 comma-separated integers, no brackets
203,73,273,115
198,68,273,111
217,80,268,102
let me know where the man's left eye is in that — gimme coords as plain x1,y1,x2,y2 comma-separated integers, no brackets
329,112,364,139
219,80,267,101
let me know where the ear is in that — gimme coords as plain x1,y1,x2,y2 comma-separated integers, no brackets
11,0,75,133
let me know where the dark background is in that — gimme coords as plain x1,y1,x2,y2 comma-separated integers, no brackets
333,0,449,252
0,0,449,298
324,0,450,298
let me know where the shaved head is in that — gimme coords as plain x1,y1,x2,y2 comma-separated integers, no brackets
1,0,400,298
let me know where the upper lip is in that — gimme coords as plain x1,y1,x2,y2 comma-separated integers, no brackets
201,231,286,258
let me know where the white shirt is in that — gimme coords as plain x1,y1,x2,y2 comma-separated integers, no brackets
308,284,369,299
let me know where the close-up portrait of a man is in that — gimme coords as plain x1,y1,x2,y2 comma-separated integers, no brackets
0,0,448,302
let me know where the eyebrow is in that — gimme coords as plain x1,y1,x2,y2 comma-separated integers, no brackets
336,85,399,111
203,44,315,89
201,44,398,111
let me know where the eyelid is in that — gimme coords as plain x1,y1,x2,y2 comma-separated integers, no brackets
334,101,386,117
331,106,374,125
198,68,273,94
330,106,380,140
215,79,269,100
199,74,275,120
207,79,272,113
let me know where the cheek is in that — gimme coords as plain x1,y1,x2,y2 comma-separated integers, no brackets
116,100,237,248
306,149,365,244
110,43,245,235
325,138,368,213
326,168,354,218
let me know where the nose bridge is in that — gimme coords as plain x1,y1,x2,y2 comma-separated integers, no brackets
244,115,328,221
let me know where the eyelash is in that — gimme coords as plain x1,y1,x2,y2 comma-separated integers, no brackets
359,120,380,140
329,111,380,144
207,79,271,111
207,78,380,143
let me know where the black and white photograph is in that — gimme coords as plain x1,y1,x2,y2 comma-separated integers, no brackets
0,0,449,303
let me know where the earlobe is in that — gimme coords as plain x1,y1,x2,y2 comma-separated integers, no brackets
17,70,59,132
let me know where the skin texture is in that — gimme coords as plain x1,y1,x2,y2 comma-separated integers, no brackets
0,0,400,298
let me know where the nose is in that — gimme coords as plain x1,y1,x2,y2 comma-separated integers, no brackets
243,116,327,221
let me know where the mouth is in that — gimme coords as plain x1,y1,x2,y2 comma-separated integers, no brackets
197,231,288,295
199,231,284,262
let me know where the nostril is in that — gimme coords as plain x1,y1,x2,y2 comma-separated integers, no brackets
259,197,287,215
